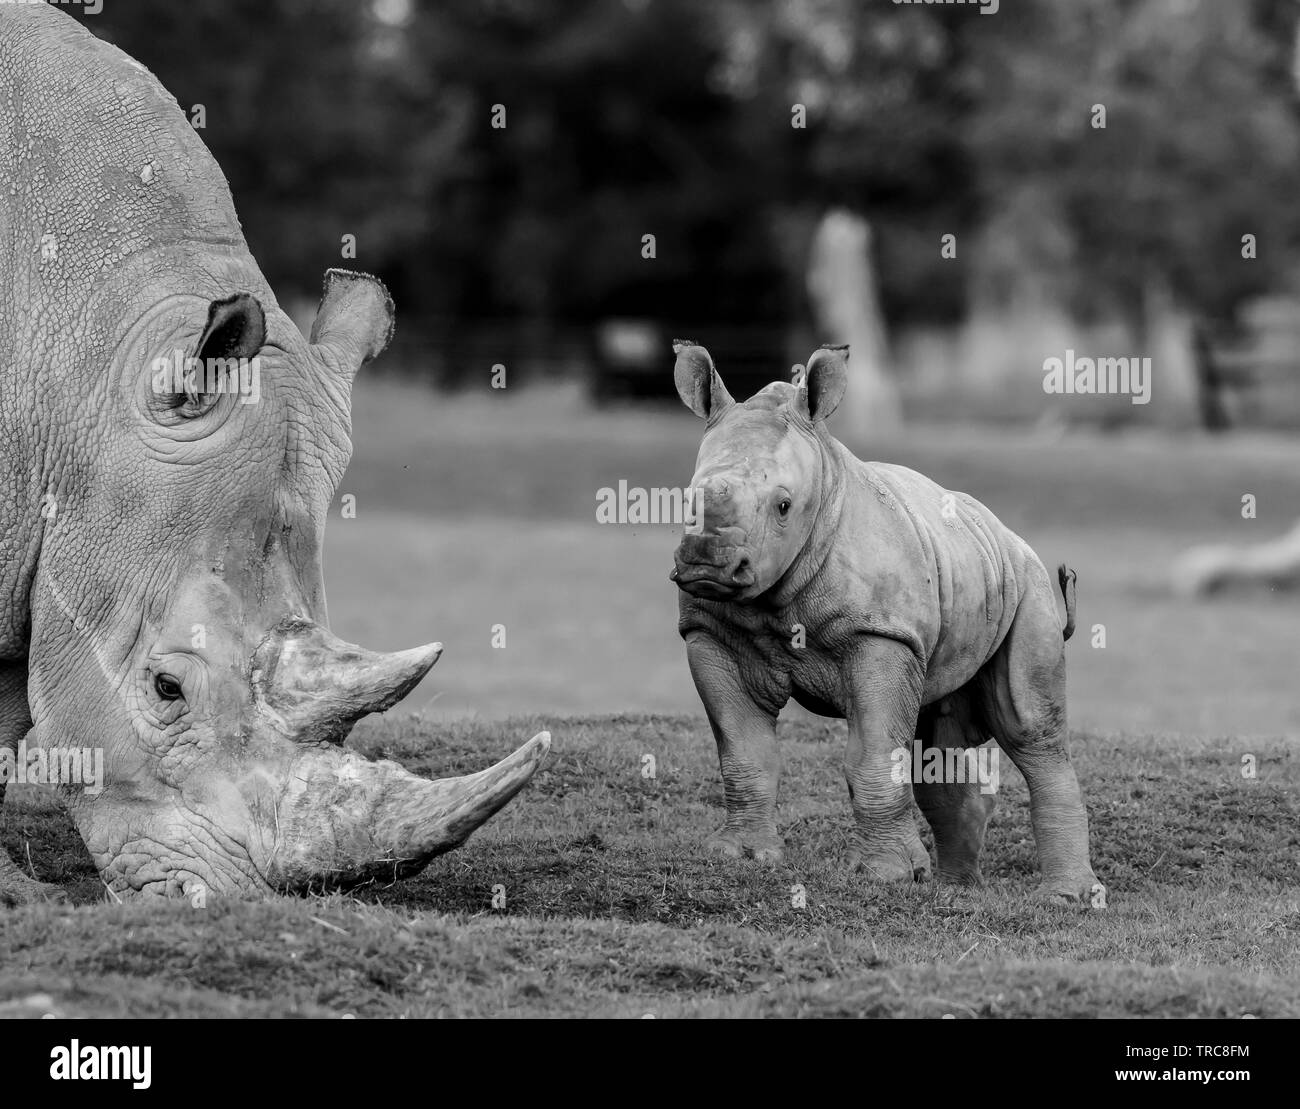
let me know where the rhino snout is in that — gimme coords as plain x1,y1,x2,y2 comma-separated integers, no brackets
672,533,756,598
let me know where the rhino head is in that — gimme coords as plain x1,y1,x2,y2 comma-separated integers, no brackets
25,269,548,900
671,341,849,602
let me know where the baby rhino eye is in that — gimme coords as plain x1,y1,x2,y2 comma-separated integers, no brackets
778,498,792,517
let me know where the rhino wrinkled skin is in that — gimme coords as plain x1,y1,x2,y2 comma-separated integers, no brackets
0,5,547,904
671,342,1103,902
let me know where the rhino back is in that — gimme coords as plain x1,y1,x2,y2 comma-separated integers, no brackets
0,6,246,308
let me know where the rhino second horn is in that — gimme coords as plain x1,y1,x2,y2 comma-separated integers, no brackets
253,619,442,743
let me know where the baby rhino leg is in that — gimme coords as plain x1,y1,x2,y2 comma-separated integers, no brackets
842,637,930,881
977,567,1102,904
684,632,785,864
912,692,998,885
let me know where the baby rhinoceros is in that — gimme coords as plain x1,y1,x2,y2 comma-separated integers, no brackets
670,341,1103,904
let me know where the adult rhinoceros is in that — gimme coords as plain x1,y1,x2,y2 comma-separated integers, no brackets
0,5,548,903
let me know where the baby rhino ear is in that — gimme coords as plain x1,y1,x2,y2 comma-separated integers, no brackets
673,340,734,420
797,344,848,421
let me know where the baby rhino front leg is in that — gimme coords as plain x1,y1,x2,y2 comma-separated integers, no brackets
684,632,784,863
843,637,931,882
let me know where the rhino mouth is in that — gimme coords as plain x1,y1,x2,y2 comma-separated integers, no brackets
672,529,759,599
670,558,757,599
672,572,741,599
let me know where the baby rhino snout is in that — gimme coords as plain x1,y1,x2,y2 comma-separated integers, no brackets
671,531,756,599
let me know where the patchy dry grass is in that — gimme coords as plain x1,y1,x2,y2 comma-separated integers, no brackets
3,714,1297,1017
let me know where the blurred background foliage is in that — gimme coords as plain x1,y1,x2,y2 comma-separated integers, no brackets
78,0,1300,416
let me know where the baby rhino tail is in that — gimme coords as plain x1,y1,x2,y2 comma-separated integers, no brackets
1057,564,1078,641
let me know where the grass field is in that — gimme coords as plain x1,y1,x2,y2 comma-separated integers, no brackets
2,381,1299,1017
4,715,1298,1017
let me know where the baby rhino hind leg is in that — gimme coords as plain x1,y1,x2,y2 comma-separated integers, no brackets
912,693,998,885
977,571,1102,905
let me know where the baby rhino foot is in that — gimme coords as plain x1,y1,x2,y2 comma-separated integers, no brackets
705,826,785,864
848,829,931,883
1036,874,1107,908
935,862,985,887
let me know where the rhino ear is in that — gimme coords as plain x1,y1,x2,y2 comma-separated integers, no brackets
310,269,394,376
798,345,848,422
673,340,733,420
198,293,266,364
159,294,265,419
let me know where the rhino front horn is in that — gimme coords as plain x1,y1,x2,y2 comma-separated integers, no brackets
253,617,442,743
371,730,552,860
265,731,553,892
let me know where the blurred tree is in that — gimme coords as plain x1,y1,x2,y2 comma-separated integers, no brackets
84,0,460,308
399,0,790,329
77,0,1300,387
722,0,1300,329
713,0,979,327
965,0,1300,329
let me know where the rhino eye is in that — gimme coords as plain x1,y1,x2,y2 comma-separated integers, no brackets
175,389,217,420
778,498,792,517
154,674,184,701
